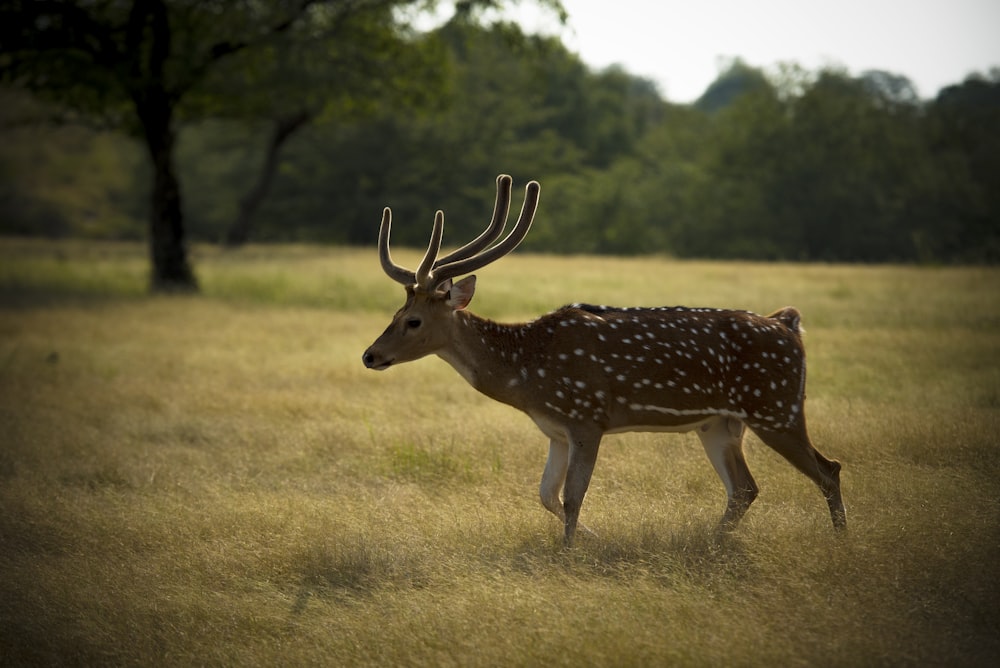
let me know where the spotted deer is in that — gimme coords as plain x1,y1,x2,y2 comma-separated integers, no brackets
363,175,846,546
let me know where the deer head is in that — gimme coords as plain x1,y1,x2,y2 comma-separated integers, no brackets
362,174,539,371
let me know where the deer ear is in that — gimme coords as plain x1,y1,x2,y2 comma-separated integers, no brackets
446,275,476,310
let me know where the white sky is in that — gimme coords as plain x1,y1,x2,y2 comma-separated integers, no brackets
512,0,1000,102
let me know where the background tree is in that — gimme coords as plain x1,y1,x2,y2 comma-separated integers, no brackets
695,57,773,113
192,5,448,247
922,71,1000,262
2,7,996,265
0,0,565,290
2,1,313,289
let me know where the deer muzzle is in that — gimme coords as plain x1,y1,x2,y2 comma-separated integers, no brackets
362,347,393,371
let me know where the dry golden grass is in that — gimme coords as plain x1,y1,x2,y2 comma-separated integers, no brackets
1,239,998,666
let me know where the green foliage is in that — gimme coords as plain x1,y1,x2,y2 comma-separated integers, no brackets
0,1,563,288
1,8,997,264
694,57,774,113
0,90,148,239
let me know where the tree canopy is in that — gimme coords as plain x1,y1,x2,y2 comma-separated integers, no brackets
2,9,998,265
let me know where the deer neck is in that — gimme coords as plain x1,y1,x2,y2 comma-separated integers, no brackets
435,310,533,407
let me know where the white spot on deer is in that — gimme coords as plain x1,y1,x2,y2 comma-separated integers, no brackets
537,368,546,378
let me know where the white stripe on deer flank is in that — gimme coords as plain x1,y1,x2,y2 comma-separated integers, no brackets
628,403,748,420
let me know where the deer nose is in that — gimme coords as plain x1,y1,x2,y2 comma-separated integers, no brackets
363,347,393,370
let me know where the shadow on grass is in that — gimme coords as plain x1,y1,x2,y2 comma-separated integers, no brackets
0,284,140,310
507,521,758,587
289,533,432,615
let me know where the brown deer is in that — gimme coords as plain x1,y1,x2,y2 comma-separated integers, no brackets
363,175,846,546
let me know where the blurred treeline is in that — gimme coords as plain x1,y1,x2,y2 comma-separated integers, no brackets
2,19,998,263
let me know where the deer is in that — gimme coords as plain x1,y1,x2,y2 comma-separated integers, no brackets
362,175,846,546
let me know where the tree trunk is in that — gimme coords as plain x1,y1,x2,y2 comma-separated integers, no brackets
224,110,313,247
149,134,197,292
140,104,197,292
131,0,197,292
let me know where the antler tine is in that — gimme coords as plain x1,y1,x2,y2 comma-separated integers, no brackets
378,207,417,286
433,174,512,268
432,179,540,285
415,210,444,289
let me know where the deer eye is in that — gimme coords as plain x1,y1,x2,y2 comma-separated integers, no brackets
405,318,422,329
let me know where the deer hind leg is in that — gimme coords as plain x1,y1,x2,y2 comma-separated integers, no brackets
697,416,759,530
750,421,846,530
539,438,569,522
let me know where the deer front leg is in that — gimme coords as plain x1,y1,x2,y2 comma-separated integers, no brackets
697,416,759,530
561,429,602,547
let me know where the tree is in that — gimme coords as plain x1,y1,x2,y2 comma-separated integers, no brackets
924,72,1000,261
0,0,565,290
238,17,592,249
695,57,773,113
1,1,330,289
199,5,447,247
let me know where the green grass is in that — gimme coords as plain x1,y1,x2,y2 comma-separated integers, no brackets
1,238,998,666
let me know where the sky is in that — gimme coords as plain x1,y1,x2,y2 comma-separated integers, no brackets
510,0,1000,102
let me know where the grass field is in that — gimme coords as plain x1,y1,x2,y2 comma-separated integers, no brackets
1,238,998,666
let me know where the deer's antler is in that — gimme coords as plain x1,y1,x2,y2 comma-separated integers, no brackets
434,174,513,267
377,174,539,291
